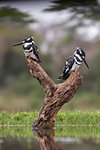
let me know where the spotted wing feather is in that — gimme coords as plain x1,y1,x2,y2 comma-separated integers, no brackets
32,44,41,63
58,56,74,80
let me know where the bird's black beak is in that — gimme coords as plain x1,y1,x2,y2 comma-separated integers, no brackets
13,40,25,46
82,57,89,69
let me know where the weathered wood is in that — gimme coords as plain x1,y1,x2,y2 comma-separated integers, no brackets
28,59,56,97
27,59,83,128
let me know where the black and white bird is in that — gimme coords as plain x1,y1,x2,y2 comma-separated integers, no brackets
13,36,41,63
58,47,89,81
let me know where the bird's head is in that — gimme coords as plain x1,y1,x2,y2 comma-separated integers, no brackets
74,47,89,69
13,36,34,47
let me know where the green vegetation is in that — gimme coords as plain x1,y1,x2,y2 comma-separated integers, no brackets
56,111,100,125
0,111,100,139
0,6,35,24
0,111,100,125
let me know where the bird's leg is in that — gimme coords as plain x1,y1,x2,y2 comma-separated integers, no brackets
70,70,76,74
26,57,31,63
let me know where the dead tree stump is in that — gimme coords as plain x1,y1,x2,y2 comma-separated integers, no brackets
27,59,83,129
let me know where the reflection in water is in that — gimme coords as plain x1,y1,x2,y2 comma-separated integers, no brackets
33,128,61,150
0,136,40,150
0,138,4,144
56,137,81,144
32,128,100,150
0,126,100,150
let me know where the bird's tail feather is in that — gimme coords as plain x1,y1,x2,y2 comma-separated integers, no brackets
30,57,41,63
57,74,63,80
57,74,70,80
37,59,41,63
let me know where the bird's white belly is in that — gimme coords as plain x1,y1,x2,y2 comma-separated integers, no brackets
24,51,37,60
71,63,80,71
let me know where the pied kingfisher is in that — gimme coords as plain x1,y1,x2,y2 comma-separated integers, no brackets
58,47,89,81
13,36,41,63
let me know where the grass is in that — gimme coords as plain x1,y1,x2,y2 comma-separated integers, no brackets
0,111,100,125
56,111,100,125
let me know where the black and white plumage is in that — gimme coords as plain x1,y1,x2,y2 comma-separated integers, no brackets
13,36,41,63
58,47,89,81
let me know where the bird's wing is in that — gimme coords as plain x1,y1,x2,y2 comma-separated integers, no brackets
32,44,39,56
32,44,41,62
32,44,38,53
63,56,74,75
58,56,74,80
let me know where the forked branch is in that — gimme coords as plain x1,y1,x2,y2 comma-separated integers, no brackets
27,59,83,128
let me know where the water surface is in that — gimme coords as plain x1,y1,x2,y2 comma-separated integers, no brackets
0,126,100,150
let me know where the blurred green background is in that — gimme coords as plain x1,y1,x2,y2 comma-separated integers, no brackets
0,0,100,112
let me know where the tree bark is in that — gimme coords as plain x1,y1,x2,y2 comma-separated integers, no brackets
27,59,83,129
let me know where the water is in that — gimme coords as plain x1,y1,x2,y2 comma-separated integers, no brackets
0,126,100,150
